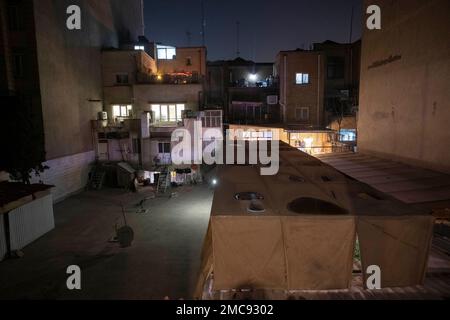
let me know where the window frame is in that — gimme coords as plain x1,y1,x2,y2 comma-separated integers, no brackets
158,142,171,154
12,53,24,78
295,107,310,121
112,105,133,118
115,73,129,85
156,45,177,60
151,104,185,122
7,5,22,31
295,73,310,85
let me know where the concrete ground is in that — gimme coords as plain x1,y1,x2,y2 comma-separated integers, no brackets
0,184,214,300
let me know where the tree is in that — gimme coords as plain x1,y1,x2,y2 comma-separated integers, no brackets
0,95,48,184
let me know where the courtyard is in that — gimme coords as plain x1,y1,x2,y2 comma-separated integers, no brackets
0,184,213,300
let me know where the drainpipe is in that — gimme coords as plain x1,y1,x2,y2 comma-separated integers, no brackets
283,54,287,123
0,0,15,93
140,0,145,35
317,54,321,126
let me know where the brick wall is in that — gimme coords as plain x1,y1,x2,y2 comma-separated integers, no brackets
31,151,95,203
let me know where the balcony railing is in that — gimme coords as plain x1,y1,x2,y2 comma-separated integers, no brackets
136,72,202,85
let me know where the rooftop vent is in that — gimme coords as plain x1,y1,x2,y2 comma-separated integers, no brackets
235,192,264,201
289,175,305,183
247,200,266,214
287,197,348,215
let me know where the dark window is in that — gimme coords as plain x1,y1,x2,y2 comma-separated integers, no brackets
186,57,192,66
158,142,171,154
327,57,345,79
132,138,141,154
116,74,129,84
7,5,22,31
12,54,24,78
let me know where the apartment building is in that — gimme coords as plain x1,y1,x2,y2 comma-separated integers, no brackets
207,58,278,125
96,43,221,169
276,49,326,127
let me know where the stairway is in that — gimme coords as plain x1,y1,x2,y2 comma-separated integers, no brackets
156,170,170,194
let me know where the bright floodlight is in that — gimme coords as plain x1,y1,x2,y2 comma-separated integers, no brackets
249,73,258,82
212,179,217,185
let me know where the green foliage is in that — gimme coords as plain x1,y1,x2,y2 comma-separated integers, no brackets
0,95,48,184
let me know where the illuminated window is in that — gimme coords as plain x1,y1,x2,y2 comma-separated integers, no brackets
160,105,168,121
151,105,161,122
151,104,185,122
157,45,176,60
112,105,132,118
169,105,177,122
134,45,145,51
296,73,310,85
176,104,185,120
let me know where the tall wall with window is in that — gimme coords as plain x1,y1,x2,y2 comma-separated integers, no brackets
0,0,145,200
358,0,450,173
156,46,206,78
276,50,325,126
313,40,361,120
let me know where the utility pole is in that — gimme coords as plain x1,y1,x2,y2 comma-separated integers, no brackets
236,21,240,57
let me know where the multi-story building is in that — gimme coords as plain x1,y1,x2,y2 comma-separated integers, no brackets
0,0,144,201
358,0,450,173
276,49,326,127
207,58,279,124
313,40,361,118
96,42,222,171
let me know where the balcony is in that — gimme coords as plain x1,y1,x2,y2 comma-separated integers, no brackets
137,71,202,85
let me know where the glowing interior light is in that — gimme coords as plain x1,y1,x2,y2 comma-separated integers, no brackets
248,74,258,82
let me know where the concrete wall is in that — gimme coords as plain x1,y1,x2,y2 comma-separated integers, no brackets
102,50,156,87
30,151,95,202
33,0,143,160
28,0,143,198
157,47,206,76
133,84,203,114
358,0,450,173
277,51,325,126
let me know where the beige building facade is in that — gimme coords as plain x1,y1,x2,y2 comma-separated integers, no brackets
358,0,450,173
276,50,326,127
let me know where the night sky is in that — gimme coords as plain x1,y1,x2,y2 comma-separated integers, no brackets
144,0,363,62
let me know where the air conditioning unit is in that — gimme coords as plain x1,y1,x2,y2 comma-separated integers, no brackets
267,95,279,105
97,111,108,120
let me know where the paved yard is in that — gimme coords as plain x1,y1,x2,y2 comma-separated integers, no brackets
0,184,213,300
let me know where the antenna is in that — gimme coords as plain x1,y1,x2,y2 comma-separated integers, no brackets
201,0,206,46
236,21,240,57
186,30,192,47
349,5,354,43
